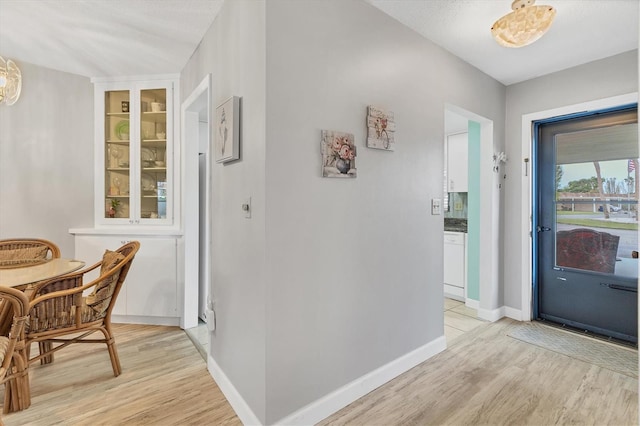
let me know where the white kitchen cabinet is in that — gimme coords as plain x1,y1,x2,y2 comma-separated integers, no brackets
93,77,179,227
444,231,466,301
72,234,179,325
446,132,468,193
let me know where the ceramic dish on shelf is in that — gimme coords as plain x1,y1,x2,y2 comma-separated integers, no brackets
141,147,155,162
115,120,130,140
141,173,156,191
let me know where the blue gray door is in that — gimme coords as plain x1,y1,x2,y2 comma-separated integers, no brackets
535,106,638,343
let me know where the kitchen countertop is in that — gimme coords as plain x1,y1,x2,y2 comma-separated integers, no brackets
444,218,467,233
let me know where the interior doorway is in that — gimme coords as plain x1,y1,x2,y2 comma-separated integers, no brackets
444,104,501,325
181,75,212,336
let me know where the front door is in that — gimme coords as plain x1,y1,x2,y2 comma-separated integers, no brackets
535,106,638,343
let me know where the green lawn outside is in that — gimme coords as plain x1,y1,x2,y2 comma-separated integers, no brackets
556,217,638,230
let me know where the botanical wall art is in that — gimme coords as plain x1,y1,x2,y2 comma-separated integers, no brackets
366,106,395,151
215,96,240,163
321,130,357,178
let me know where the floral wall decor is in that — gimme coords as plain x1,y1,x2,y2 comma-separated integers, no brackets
321,130,357,178
366,106,395,151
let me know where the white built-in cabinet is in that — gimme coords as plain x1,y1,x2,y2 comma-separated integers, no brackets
444,231,467,301
73,235,178,324
446,132,468,193
70,76,181,326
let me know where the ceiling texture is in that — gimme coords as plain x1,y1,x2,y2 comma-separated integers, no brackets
0,0,638,85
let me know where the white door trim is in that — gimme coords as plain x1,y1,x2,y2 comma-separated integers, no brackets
519,92,638,321
180,74,212,329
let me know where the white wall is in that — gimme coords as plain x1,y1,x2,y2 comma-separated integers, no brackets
503,50,639,312
264,1,504,422
180,0,267,422
0,61,94,255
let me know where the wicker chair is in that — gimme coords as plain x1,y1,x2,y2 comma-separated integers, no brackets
0,239,61,269
0,287,30,419
24,241,139,377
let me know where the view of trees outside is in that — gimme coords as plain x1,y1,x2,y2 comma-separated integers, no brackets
555,158,638,262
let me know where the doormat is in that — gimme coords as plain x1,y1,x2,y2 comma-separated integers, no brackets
508,322,638,379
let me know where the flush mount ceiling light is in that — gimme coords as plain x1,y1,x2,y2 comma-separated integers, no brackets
0,56,22,106
491,0,556,48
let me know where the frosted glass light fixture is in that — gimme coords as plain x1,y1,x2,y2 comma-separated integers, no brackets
0,56,22,105
491,0,556,48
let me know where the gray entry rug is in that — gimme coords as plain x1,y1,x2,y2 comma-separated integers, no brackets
508,322,638,379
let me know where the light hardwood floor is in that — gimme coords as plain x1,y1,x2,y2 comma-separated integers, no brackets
321,313,638,425
443,298,486,343
3,324,241,426
3,305,637,425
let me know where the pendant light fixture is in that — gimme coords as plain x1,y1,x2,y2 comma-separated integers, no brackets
491,0,556,48
0,56,22,106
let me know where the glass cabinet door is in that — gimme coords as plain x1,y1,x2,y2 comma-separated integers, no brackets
104,90,131,220
97,80,173,226
140,88,168,220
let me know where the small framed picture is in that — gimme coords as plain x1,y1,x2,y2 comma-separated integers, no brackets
121,101,129,113
321,130,357,178
215,96,240,163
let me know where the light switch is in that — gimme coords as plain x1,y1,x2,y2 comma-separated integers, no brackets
431,198,441,215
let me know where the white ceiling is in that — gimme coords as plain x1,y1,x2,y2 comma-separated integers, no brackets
0,0,223,77
0,0,638,85
367,0,639,85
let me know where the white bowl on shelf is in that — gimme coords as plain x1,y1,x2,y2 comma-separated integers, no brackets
154,161,165,167
150,102,165,112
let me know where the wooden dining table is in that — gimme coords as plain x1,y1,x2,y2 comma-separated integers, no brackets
0,258,85,413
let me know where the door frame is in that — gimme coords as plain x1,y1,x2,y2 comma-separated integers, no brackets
520,92,638,321
181,74,212,329
445,104,500,321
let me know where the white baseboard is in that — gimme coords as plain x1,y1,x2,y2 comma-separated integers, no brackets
207,355,263,426
475,306,526,322
504,306,526,321
465,298,479,309
477,306,505,322
111,315,180,326
275,336,447,425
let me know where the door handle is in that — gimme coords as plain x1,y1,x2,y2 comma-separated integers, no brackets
536,226,551,232
600,283,638,293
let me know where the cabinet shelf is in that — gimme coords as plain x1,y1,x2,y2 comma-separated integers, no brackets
142,167,166,172
106,112,130,118
141,140,167,148
141,112,166,123
107,140,131,145
107,167,130,172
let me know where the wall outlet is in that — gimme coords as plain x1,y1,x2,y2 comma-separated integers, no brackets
431,198,441,215
242,197,251,219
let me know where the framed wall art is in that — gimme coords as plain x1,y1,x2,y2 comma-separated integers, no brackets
366,106,395,151
321,130,357,178
215,96,240,163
